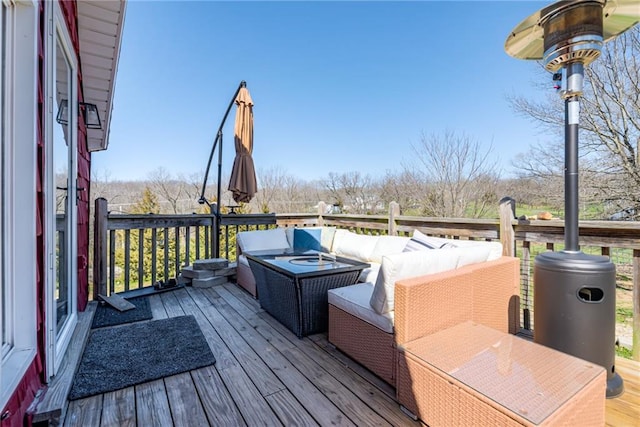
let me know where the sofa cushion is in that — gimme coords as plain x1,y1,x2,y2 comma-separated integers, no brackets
328,283,394,333
445,238,503,261
370,236,410,263
237,228,290,253
370,246,493,314
358,262,381,283
293,228,322,251
332,230,379,261
403,229,457,251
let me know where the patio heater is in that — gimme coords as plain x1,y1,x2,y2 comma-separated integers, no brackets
505,0,640,398
199,80,247,258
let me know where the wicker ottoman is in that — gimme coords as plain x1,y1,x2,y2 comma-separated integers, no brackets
397,322,606,426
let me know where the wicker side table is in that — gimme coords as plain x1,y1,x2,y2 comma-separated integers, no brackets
397,322,606,426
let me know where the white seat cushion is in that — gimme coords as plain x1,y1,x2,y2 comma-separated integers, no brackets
237,228,290,252
328,283,394,333
369,246,493,314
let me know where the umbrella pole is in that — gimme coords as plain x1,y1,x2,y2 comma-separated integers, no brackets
198,80,247,258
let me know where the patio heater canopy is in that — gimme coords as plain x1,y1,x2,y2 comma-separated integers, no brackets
504,0,640,399
505,0,640,71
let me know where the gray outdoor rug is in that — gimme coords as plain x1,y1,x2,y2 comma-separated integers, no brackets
91,296,152,329
69,315,215,400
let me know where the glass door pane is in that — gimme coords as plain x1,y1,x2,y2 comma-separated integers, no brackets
54,37,71,335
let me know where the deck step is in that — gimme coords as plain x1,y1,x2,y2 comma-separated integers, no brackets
28,302,96,426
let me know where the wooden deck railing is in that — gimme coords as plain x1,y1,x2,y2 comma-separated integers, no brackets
92,198,639,360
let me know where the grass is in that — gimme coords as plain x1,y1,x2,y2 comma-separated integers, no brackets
616,345,633,359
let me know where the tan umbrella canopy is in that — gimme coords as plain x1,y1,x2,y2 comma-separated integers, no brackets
228,86,257,203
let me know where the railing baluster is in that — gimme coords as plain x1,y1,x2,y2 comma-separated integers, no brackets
124,230,130,292
185,225,191,266
151,228,157,286
204,226,210,259
175,226,180,277
195,226,200,259
109,229,116,295
163,227,169,281
138,229,144,289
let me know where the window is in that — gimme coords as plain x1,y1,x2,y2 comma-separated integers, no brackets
0,0,38,409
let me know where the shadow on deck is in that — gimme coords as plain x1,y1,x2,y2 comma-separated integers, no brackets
60,282,638,426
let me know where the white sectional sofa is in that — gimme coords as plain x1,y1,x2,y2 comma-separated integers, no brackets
235,226,411,297
327,231,506,385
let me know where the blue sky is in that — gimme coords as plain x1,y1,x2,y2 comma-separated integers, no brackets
94,0,555,183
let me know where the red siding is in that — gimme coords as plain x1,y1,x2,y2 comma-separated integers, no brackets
2,0,93,424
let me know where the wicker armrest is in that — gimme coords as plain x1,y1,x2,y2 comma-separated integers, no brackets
394,256,520,346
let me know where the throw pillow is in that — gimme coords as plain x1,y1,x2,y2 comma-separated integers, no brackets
403,229,457,252
294,228,323,251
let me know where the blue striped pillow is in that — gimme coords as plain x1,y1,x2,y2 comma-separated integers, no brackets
403,230,457,252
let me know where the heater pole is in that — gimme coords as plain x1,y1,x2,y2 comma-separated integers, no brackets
564,62,583,253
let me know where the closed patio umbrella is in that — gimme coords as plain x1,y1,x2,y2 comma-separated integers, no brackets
228,86,257,204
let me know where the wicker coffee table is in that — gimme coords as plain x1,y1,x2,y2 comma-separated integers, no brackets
397,321,606,426
246,251,369,338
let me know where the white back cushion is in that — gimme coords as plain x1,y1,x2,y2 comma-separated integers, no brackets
370,236,410,263
237,228,290,252
369,246,492,314
332,230,379,261
405,230,503,261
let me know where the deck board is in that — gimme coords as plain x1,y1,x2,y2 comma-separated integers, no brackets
61,281,639,426
164,372,209,426
190,365,247,426
134,379,172,427
100,387,135,427
202,287,355,426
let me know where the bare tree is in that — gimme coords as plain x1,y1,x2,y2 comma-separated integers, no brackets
378,170,423,214
323,171,379,214
255,166,286,213
406,131,501,218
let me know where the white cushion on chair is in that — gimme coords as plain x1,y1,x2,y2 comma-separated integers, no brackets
237,228,290,252
369,246,493,314
328,283,394,333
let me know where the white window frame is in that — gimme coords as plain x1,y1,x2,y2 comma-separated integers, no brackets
0,0,38,410
45,1,78,377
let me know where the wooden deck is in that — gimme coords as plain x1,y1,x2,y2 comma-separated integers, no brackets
63,282,639,426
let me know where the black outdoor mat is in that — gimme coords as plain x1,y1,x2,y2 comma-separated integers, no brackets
92,296,152,329
69,315,216,400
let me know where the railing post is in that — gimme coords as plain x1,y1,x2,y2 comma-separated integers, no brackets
388,201,400,236
499,197,516,257
318,201,326,226
633,250,639,360
212,202,218,259
93,198,108,299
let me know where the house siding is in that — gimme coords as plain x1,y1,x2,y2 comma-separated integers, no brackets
1,1,91,425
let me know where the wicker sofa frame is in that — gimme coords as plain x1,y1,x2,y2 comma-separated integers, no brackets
328,256,521,386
